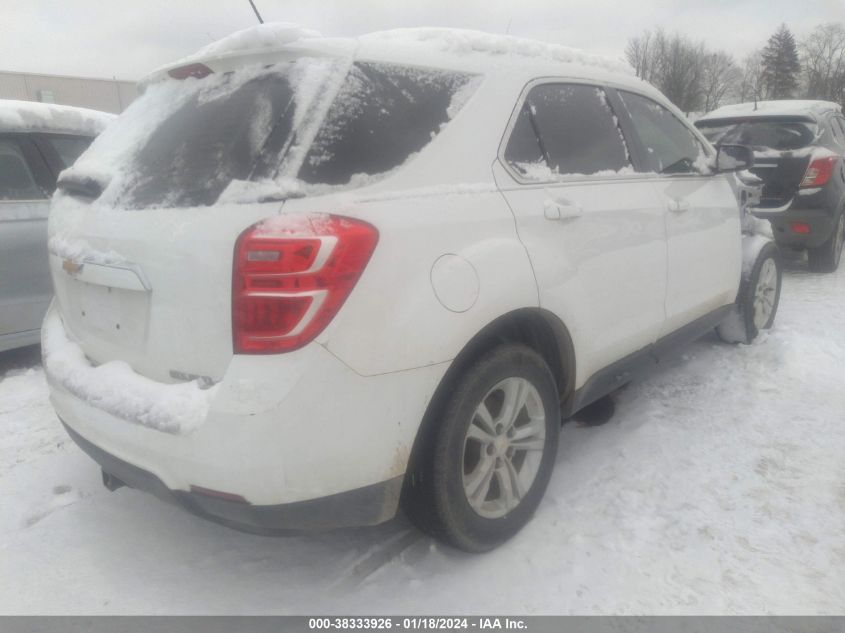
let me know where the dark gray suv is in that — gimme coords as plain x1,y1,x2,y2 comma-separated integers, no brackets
696,100,845,272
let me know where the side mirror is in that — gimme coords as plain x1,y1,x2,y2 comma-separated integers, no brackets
715,144,754,172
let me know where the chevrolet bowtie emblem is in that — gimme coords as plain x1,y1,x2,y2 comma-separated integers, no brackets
62,259,83,275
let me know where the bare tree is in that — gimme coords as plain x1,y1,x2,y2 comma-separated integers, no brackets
738,50,764,104
660,36,705,113
701,51,741,112
801,22,845,106
626,29,711,114
625,29,664,85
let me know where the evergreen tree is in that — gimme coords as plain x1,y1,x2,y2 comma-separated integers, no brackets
761,24,801,98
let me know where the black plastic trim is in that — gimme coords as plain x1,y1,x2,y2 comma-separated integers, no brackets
61,421,403,535
562,304,733,417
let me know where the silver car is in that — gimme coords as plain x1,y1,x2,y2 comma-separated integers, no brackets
0,100,113,352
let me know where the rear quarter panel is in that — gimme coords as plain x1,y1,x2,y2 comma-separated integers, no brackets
286,189,539,376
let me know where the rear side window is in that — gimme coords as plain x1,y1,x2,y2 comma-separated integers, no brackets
0,140,45,201
695,118,818,151
298,62,475,186
504,83,631,180
619,91,706,174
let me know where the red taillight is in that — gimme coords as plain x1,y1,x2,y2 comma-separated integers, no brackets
168,63,213,80
232,214,379,354
790,222,811,234
800,156,837,188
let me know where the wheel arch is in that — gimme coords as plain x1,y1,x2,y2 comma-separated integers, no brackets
401,308,575,491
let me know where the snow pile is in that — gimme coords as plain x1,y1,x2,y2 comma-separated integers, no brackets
361,28,632,75
700,99,842,121
41,311,216,434
174,23,321,65
0,99,114,135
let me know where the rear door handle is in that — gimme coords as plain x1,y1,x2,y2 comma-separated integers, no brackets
544,198,583,221
668,198,690,213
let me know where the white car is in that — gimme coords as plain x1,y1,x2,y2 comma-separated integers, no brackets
0,100,113,352
43,25,781,551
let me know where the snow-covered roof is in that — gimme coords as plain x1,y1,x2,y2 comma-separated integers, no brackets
0,99,115,135
172,22,322,66
150,22,634,86
357,28,632,75
699,100,843,122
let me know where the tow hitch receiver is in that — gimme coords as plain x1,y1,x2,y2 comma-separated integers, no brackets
102,470,126,492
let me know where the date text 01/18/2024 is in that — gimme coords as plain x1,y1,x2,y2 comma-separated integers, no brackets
308,618,528,630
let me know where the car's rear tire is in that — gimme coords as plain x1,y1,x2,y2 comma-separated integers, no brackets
403,344,560,552
808,212,845,273
716,241,782,344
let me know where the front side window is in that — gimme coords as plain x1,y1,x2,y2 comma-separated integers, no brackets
0,140,45,201
44,136,94,168
504,83,632,180
619,91,707,174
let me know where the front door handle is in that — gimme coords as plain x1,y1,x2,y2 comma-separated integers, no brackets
668,198,690,213
544,198,583,221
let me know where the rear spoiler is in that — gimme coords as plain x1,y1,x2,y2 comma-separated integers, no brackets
139,38,357,92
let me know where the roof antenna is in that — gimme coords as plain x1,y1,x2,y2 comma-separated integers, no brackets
247,0,264,24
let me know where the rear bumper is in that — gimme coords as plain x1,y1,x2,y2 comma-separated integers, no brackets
63,421,402,534
760,208,836,248
43,302,448,531
754,187,841,249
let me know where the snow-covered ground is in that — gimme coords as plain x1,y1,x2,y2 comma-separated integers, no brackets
1,261,844,615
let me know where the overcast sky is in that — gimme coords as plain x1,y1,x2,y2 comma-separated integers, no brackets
2,0,843,81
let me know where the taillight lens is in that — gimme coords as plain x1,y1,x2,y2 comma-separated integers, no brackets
800,156,837,188
168,63,213,80
233,214,379,354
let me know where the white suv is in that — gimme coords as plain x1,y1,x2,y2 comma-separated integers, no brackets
43,26,781,551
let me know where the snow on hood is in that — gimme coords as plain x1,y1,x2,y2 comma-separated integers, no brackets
699,100,842,122
0,99,114,135
42,309,216,434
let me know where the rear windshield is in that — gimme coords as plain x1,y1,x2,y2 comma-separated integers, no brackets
695,118,818,151
65,58,477,209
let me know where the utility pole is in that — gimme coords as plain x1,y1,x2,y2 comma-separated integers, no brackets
247,0,264,24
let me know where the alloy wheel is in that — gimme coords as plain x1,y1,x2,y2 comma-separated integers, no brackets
753,258,778,330
461,377,546,519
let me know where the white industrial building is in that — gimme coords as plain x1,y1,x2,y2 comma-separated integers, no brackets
0,70,136,114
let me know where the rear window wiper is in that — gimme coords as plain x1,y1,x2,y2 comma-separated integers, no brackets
57,173,105,200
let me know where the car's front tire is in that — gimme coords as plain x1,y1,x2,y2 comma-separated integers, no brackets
403,344,560,552
717,241,782,344
808,212,845,273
